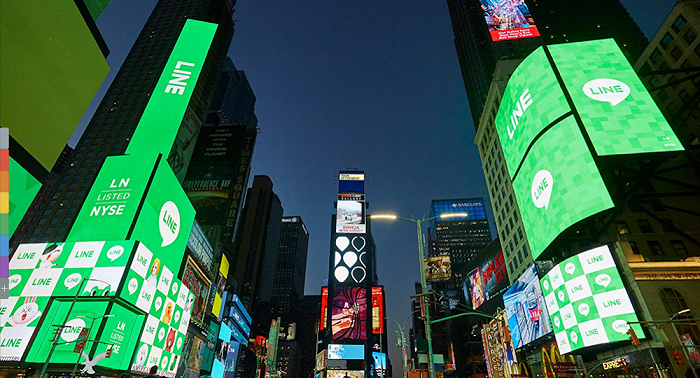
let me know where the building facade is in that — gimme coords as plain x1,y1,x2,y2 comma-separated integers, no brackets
271,216,309,320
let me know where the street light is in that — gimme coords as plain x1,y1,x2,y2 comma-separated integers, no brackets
371,212,469,378
670,309,698,378
70,314,115,378
386,310,421,378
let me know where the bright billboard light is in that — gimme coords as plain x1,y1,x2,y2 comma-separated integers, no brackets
336,194,366,234
540,246,645,354
327,344,364,360
503,264,552,348
480,0,540,41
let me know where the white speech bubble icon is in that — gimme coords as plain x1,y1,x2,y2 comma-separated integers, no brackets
532,170,553,210
570,331,579,344
612,319,631,334
106,245,124,261
155,297,163,311
565,263,576,275
128,278,139,295
64,273,82,290
159,201,180,247
177,337,183,350
583,78,630,106
61,318,86,342
554,316,561,328
595,274,611,287
158,327,165,341
578,303,590,317
558,290,566,302
9,274,22,290
174,311,181,324
171,282,178,295
543,280,549,291
161,355,169,370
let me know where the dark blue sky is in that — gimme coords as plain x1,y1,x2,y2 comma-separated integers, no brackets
74,0,677,368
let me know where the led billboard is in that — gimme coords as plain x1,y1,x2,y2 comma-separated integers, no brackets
465,244,509,309
371,287,384,334
181,258,211,325
331,287,367,340
548,39,683,157
339,171,365,192
327,370,365,378
512,116,613,259
540,245,645,354
333,235,368,284
424,255,451,282
480,0,540,42
8,157,42,237
328,344,365,360
494,47,571,179
503,264,552,348
430,199,488,221
212,323,231,378
126,19,217,157
336,194,366,234
321,286,328,330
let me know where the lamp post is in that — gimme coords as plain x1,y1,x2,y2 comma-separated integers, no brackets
371,212,469,378
70,314,115,378
386,310,420,378
671,309,699,378
39,277,111,378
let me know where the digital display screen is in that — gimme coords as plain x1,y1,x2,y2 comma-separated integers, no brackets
372,352,387,377
479,0,540,41
494,47,571,179
321,286,328,330
465,248,508,309
424,255,452,282
371,287,384,334
332,287,367,340
336,194,366,234
430,199,488,221
333,235,368,284
328,344,365,360
512,116,614,259
224,341,240,378
549,39,683,157
503,264,552,348
327,370,365,378
540,246,645,354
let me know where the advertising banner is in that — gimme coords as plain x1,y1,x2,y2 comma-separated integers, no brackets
321,286,328,330
212,323,231,378
316,350,326,371
482,316,518,378
424,256,452,282
181,258,210,325
465,247,508,309
229,294,251,339
339,171,365,192
430,199,488,221
332,287,367,340
479,0,540,41
494,47,571,179
372,352,387,378
336,194,366,234
512,116,613,259
548,39,683,157
1,240,135,361
187,220,215,275
482,323,504,378
540,246,644,354
267,318,280,372
333,235,368,284
327,370,365,378
504,264,552,349
372,286,384,334
681,334,700,365
328,344,365,359
126,19,217,157
224,340,241,378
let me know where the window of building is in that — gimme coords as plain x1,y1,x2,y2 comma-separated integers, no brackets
629,241,641,254
38,218,47,225
616,220,630,234
684,28,697,44
50,218,59,225
659,288,700,341
657,89,669,102
67,208,76,215
62,217,71,224
672,16,687,33
679,88,691,103
637,219,654,233
647,240,664,255
671,240,688,255
670,46,683,60
660,33,674,49
33,228,42,235
661,219,675,232
650,47,663,62
58,227,67,234
43,209,51,216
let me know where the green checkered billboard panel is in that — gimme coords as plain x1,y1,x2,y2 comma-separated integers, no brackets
540,245,644,354
495,47,571,178
512,116,613,259
549,39,683,156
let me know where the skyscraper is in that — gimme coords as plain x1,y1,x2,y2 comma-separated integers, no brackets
446,0,648,130
271,216,309,319
11,0,236,248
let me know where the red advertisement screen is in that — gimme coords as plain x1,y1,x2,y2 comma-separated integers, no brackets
480,0,540,42
321,287,328,330
372,287,384,334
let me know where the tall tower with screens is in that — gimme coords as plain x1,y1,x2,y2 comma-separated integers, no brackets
323,171,386,378
446,0,647,131
11,0,236,248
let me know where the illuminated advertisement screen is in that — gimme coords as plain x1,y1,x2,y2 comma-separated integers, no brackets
332,287,367,340
430,198,488,221
424,255,451,282
480,0,540,42
503,264,552,348
212,323,231,378
465,245,508,309
224,340,241,378
229,294,251,340
372,352,387,377
333,235,368,284
512,116,613,259
126,19,217,157
336,194,366,234
371,287,384,334
1,241,135,361
540,246,645,354
339,171,365,192
321,286,328,330
180,258,210,325
8,157,42,237
494,47,571,179
328,344,365,360
549,39,683,156
327,370,365,378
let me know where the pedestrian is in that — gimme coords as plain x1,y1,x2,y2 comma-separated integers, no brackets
145,365,158,378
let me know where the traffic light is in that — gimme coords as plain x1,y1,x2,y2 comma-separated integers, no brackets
627,328,641,346
672,351,685,365
105,347,112,358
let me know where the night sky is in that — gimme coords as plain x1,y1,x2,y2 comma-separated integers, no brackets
72,0,677,369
